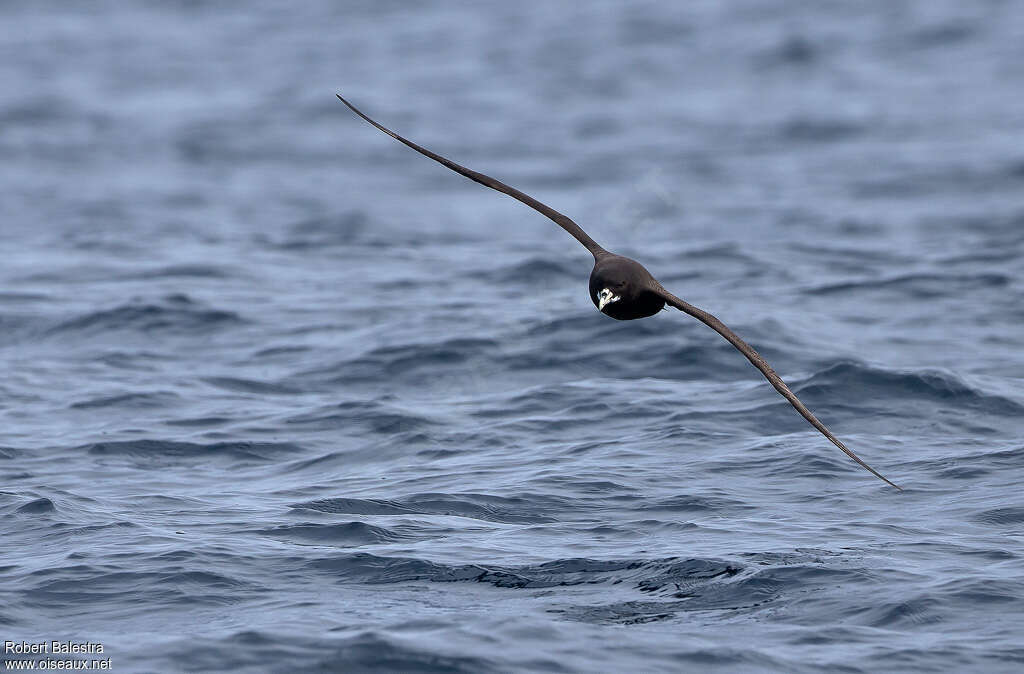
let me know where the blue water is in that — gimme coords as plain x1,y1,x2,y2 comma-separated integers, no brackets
3,1,1024,672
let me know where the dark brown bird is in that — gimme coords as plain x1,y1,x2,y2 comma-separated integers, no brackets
336,94,900,490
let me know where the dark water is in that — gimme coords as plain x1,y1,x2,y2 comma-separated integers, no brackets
3,1,1024,672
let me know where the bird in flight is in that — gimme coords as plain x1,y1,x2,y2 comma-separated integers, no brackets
336,94,900,490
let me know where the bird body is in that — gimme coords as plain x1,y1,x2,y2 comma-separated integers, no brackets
589,253,665,320
336,94,901,490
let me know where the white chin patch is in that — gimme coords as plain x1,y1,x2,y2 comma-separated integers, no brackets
598,288,621,311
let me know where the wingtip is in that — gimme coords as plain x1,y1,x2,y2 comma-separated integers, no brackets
876,473,902,491
336,94,361,118
867,466,902,491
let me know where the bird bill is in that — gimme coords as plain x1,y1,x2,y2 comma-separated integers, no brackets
598,288,621,311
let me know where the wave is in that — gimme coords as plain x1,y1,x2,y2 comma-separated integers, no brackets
79,439,304,462
466,256,578,286
24,565,255,610
974,507,1024,526
667,359,1023,438
778,117,865,144
292,492,566,525
253,521,409,546
0,291,52,303
793,361,1024,416
294,550,891,624
302,553,663,588
164,630,498,674
758,34,819,67
202,376,303,395
163,416,233,428
269,210,369,249
299,337,499,385
70,391,181,410
909,20,978,49
631,493,756,515
895,445,1024,483
283,400,437,434
46,294,244,338
15,497,56,514
116,264,234,280
804,272,1010,298
250,344,312,358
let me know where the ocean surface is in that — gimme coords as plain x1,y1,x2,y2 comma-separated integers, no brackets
2,1,1024,672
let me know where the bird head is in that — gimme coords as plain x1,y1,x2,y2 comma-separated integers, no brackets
597,285,622,311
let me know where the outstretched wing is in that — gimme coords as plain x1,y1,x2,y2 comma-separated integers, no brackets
336,95,606,257
652,285,900,489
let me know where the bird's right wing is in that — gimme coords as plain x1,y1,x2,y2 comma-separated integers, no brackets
336,95,607,257
651,284,901,490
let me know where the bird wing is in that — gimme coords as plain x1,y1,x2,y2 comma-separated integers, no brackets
337,95,606,257
651,284,900,489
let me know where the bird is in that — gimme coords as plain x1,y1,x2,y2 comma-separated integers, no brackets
336,94,900,490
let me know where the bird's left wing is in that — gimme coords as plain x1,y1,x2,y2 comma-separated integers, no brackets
336,95,607,257
651,284,901,490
